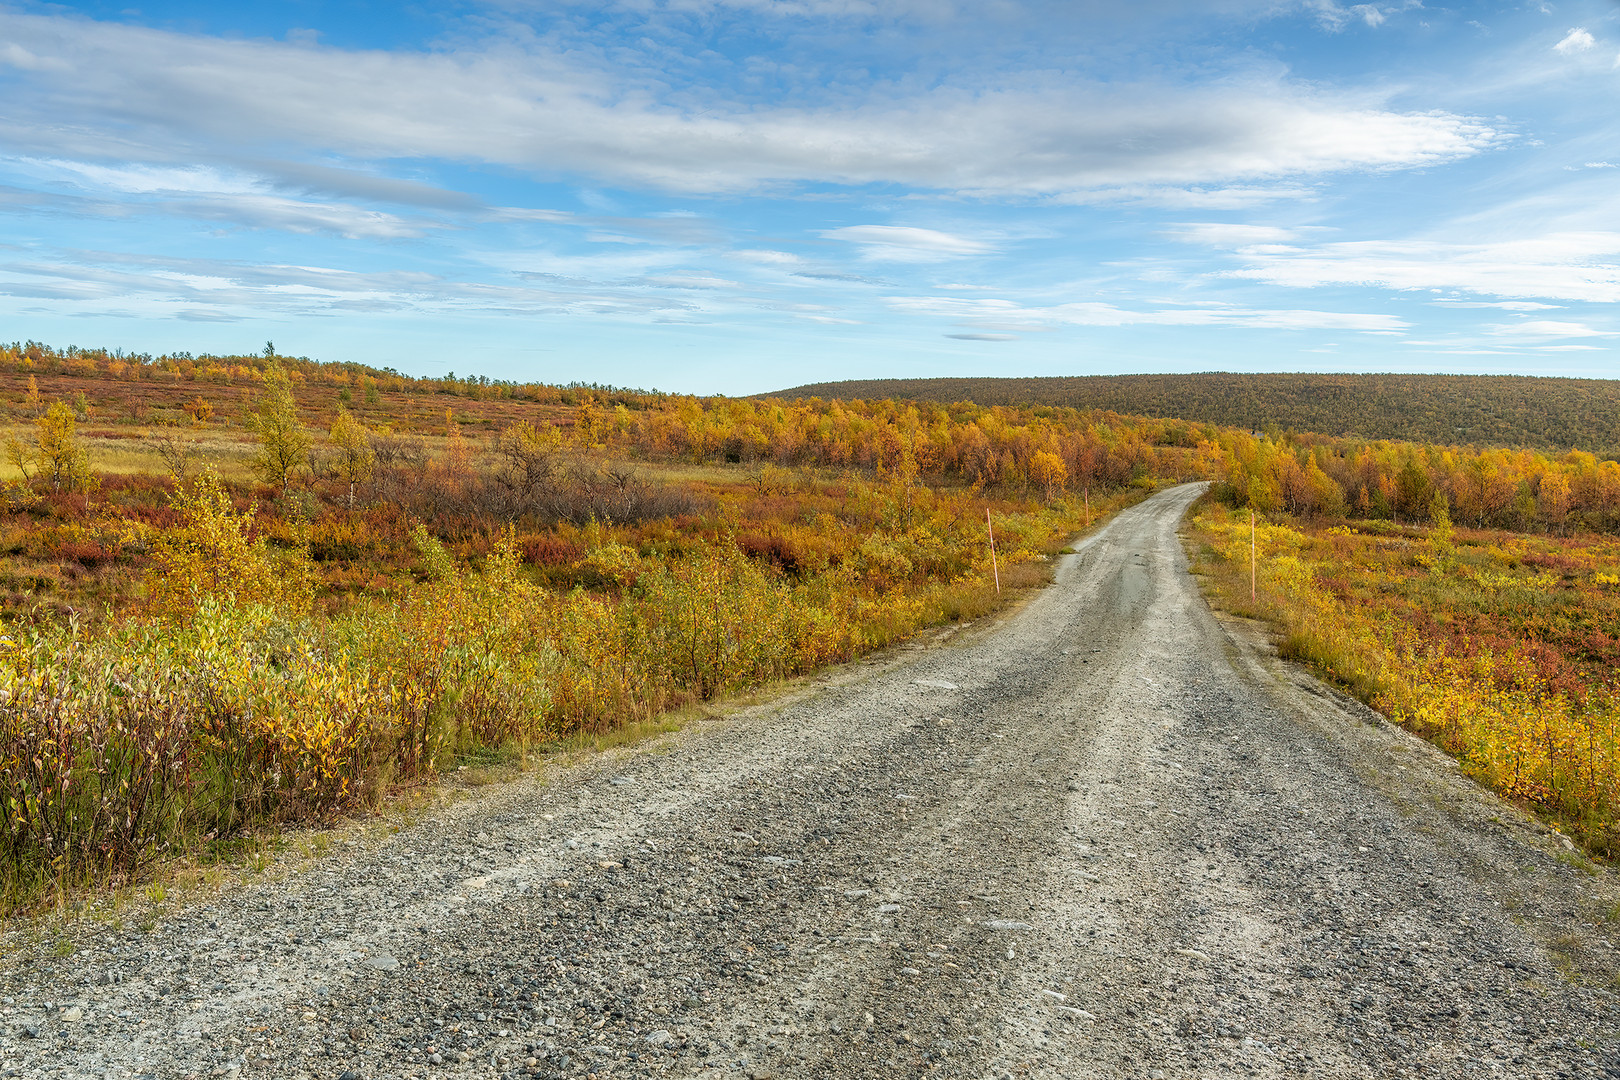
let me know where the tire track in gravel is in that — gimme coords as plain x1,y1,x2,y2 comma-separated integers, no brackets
4,482,1619,1080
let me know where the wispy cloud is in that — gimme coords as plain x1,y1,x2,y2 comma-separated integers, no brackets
1160,222,1302,246
1226,233,1620,303
888,294,1406,332
1429,299,1562,310
6,158,435,238
822,225,995,261
0,249,740,321
1485,320,1614,339
1306,1,1404,32
0,11,1504,201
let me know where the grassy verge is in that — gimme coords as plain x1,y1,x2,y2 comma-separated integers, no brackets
0,475,1151,916
1185,494,1620,860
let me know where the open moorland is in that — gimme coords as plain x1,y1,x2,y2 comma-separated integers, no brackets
5,341,1620,885
1,341,1619,1078
0,341,1213,912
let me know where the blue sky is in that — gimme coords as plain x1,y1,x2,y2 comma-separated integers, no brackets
0,0,1617,393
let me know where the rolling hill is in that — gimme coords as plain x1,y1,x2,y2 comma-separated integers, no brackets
769,372,1620,454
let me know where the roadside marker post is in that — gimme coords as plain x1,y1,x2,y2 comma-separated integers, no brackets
987,508,1001,595
1250,508,1257,603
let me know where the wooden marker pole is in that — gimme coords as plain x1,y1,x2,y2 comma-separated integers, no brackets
1250,508,1257,603
987,508,1001,595
1084,487,1090,528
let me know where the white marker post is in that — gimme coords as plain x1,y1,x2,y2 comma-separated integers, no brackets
1250,508,1257,604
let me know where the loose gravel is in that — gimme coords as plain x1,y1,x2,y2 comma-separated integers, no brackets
4,482,1618,1079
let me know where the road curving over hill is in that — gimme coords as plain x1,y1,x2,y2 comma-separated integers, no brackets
5,482,1619,1080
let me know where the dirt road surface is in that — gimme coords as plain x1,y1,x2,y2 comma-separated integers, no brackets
5,483,1619,1080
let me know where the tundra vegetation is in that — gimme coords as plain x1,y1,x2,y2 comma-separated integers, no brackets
0,341,1199,912
1195,430,1620,859
4,338,1620,910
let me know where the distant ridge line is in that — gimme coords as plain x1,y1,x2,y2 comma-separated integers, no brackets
765,372,1620,454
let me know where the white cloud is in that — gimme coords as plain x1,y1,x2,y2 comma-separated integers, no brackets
1160,222,1301,247
173,195,426,239
797,313,863,324
0,249,748,321
1429,299,1562,310
1227,232,1620,303
1485,320,1614,339
641,272,745,289
822,225,995,261
1054,184,1322,209
1306,1,1407,31
9,157,431,238
0,42,68,72
25,159,247,195
733,249,803,266
886,294,1405,332
0,11,1505,200
1554,28,1596,54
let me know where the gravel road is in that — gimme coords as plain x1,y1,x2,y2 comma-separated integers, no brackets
5,482,1619,1080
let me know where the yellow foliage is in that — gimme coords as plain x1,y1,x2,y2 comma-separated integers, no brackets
328,407,375,510
1,457,1143,906
146,474,313,618
246,362,312,492
12,400,95,493
1191,500,1620,855
1030,450,1068,500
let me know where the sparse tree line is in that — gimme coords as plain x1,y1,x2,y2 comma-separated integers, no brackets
1215,429,1620,535
15,344,1620,541
7,364,1202,536
0,339,656,407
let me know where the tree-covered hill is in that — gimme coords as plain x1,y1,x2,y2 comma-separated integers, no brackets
769,373,1620,454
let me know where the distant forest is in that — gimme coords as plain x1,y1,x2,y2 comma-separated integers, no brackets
770,373,1620,455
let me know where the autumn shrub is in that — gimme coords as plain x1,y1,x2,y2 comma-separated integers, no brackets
636,543,828,698
0,440,1148,907
308,513,402,563
520,532,584,566
1190,500,1620,857
0,602,392,904
350,527,557,772
735,531,802,573
144,474,313,618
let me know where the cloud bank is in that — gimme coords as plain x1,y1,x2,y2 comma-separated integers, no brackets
0,11,1503,201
